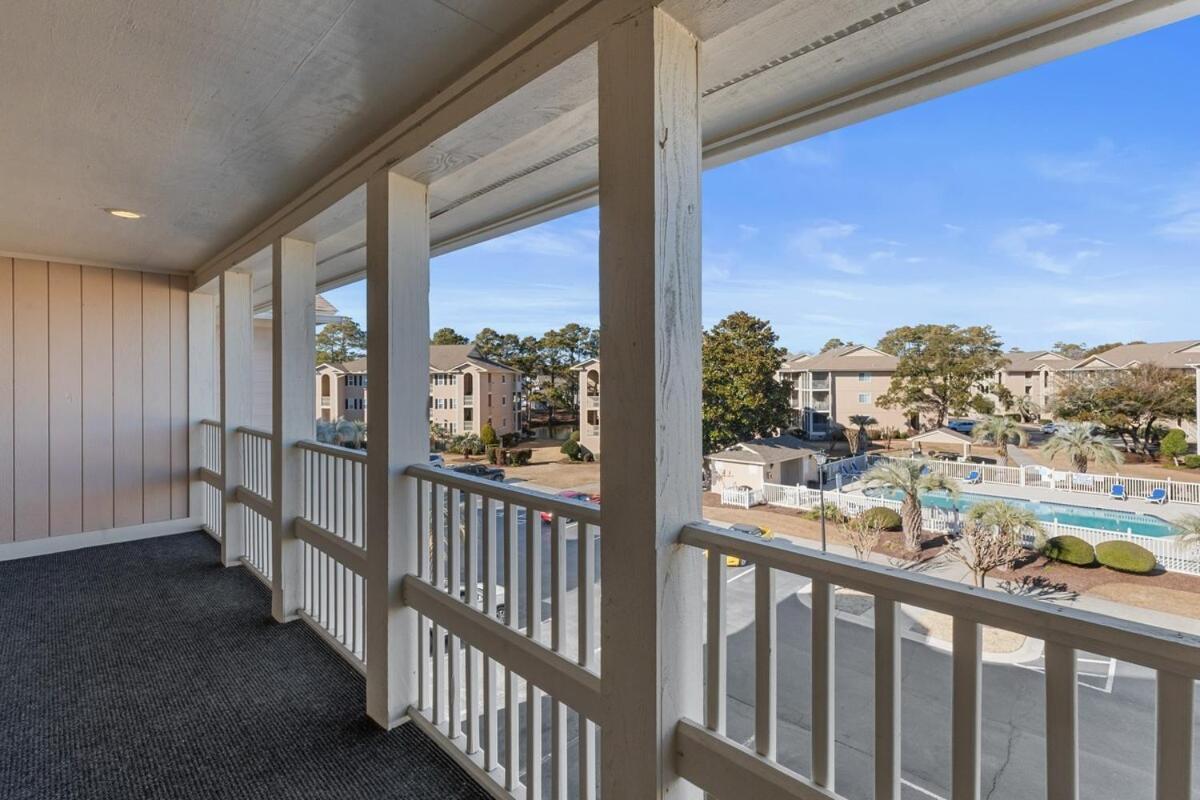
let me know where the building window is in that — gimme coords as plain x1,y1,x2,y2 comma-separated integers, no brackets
345,399,349,409
501,396,506,406
858,392,871,404
858,372,870,382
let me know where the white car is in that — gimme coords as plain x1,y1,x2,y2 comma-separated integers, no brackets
1041,422,1058,435
429,453,445,468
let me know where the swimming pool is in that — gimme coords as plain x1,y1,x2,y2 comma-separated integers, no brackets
862,488,1178,538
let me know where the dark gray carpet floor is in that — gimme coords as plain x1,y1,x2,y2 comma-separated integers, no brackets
0,531,490,800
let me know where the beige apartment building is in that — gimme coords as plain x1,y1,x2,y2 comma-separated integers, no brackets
575,358,602,457
990,350,1075,414
315,344,520,436
781,345,907,437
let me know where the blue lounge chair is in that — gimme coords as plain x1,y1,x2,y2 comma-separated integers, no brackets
964,470,982,485
1146,487,1167,504
1110,484,1127,501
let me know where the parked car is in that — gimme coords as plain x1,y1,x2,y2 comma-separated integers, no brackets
724,523,772,567
429,585,508,653
946,419,976,433
451,463,506,481
540,490,590,522
1040,422,1058,435
429,453,445,468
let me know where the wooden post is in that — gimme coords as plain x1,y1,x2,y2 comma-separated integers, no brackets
365,169,429,729
219,271,253,567
189,290,217,518
598,8,703,798
272,237,315,622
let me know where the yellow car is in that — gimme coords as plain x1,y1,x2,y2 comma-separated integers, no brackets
724,523,772,567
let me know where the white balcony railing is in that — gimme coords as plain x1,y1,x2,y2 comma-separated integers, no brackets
676,522,1200,800
464,395,474,407
236,426,275,582
296,439,368,667
404,464,601,798
587,395,600,408
199,419,223,540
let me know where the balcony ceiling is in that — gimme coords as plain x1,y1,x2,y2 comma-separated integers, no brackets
0,0,1194,295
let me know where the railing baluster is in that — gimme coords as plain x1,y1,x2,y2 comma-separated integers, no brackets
466,492,480,755
1156,670,1194,800
483,496,499,772
875,596,901,800
525,504,542,797
1045,642,1077,800
550,514,567,800
578,521,597,800
448,487,463,741
504,500,520,792
952,618,982,800
417,478,429,710
433,483,446,726
811,579,835,789
755,563,776,759
706,547,726,734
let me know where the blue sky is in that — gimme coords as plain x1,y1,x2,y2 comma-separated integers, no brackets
324,16,1200,355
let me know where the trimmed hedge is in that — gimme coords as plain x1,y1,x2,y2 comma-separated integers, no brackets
858,506,902,531
1040,535,1096,566
1095,540,1157,574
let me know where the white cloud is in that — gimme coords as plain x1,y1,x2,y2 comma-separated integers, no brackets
994,221,1099,275
737,224,760,240
477,227,595,258
1030,138,1118,184
790,221,862,274
1157,212,1200,239
943,223,966,236
780,139,839,168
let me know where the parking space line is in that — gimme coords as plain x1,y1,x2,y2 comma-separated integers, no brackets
902,778,948,800
727,565,756,584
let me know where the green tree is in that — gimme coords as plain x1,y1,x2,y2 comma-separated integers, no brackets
1011,394,1041,423
1080,340,1145,358
876,324,1006,428
701,312,792,453
861,458,960,550
1053,364,1193,455
315,319,367,365
1040,425,1123,473
537,323,599,424
1053,341,1089,359
1161,429,1190,462
847,414,876,455
479,422,499,448
821,337,850,353
972,415,1027,463
431,327,469,345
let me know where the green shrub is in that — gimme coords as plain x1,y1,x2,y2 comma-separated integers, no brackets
858,506,902,531
486,445,500,465
1040,535,1095,566
1184,455,1200,469
1161,429,1189,461
509,448,532,466
803,503,847,524
480,423,499,448
561,438,582,461
1095,540,1157,574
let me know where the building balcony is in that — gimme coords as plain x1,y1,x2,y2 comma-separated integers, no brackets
587,395,600,408
320,396,331,407
810,399,832,412
811,380,831,391
464,395,474,407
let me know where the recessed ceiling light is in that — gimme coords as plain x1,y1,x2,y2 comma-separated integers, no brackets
103,208,144,220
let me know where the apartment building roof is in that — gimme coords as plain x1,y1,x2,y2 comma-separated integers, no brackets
1074,340,1200,371
706,435,819,465
1000,350,1074,372
319,346,517,376
787,345,898,372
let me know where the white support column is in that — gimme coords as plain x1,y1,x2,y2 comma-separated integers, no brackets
598,8,703,799
188,290,217,515
365,169,429,729
219,271,253,566
272,237,316,622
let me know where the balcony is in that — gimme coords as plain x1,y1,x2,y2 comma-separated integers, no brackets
320,396,331,407
811,399,832,412
811,380,831,391
587,395,600,409
464,395,474,407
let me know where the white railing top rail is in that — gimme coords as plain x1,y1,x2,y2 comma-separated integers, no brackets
680,521,1200,678
236,425,273,439
406,463,601,525
296,438,368,463
200,418,221,428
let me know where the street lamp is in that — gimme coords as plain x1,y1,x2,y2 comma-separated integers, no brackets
813,451,829,553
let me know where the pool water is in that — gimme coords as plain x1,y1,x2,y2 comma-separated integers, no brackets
862,488,1178,538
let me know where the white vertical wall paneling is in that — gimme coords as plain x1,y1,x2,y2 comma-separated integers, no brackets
597,7,704,798
169,276,190,518
188,291,217,519
81,267,115,532
13,259,50,540
142,273,172,523
0,258,12,542
47,263,83,536
112,268,143,529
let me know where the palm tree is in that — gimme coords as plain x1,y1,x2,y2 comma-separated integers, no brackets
861,459,960,550
971,415,1027,464
1012,395,1041,423
1040,425,1123,474
951,500,1041,586
965,499,1043,538
1172,514,1200,546
847,414,877,455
